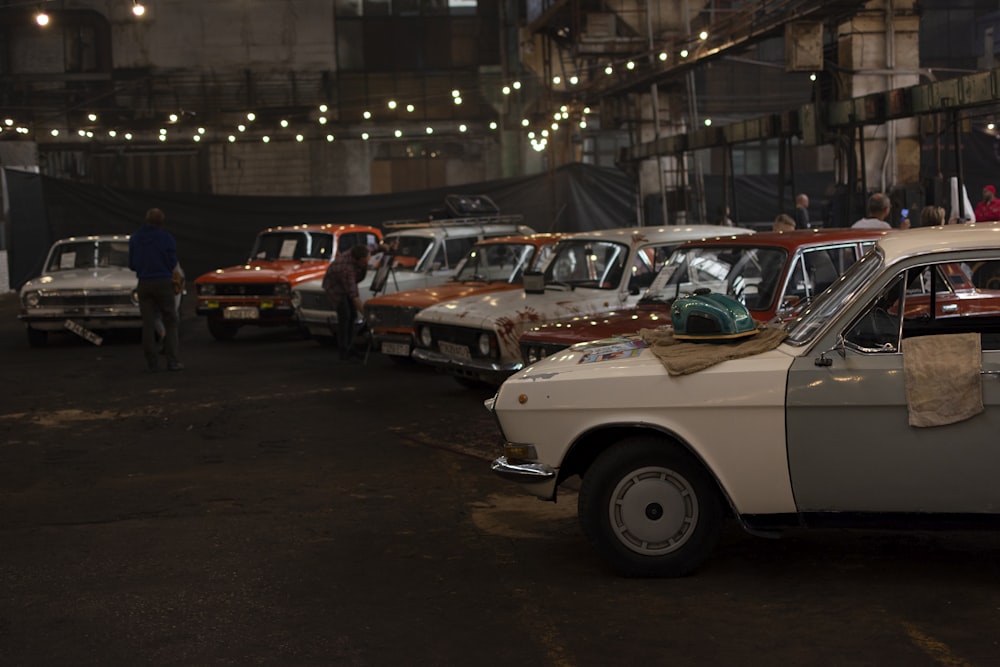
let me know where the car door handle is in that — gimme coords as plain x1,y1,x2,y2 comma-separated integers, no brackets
941,304,958,313
981,370,1000,377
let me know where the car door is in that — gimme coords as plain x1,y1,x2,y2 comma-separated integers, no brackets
785,256,1000,514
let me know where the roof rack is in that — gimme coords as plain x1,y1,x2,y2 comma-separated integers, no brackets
382,194,523,229
383,214,525,230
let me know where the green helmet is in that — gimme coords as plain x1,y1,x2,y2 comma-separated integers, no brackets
671,289,758,341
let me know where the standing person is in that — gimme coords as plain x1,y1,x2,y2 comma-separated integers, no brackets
322,244,371,361
974,185,1000,222
917,205,946,228
715,205,734,227
851,193,893,229
128,208,183,372
793,193,810,229
772,213,796,232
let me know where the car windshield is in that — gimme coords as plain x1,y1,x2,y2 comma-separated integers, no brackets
783,247,885,345
388,235,434,272
543,239,629,289
47,240,130,272
646,246,789,311
251,231,335,260
452,242,540,283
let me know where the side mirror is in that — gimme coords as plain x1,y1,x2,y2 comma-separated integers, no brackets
815,335,846,366
523,271,545,294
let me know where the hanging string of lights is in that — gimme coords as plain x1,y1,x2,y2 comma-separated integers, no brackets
6,0,606,152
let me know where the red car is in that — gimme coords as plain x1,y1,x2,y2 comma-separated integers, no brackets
519,228,890,364
195,223,382,340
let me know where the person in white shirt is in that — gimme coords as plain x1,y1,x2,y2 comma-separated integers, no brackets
851,193,893,229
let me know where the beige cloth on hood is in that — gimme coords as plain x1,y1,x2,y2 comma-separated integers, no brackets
902,333,983,428
638,326,788,376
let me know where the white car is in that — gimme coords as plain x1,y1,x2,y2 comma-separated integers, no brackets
489,223,1000,577
18,235,140,346
411,225,753,386
294,218,534,341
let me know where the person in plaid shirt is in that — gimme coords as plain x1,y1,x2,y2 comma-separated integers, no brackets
322,245,371,360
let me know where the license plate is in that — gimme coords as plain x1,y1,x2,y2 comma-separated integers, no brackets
224,306,259,320
381,342,411,356
438,340,471,359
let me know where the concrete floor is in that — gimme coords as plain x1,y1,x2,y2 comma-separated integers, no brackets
2,293,1000,666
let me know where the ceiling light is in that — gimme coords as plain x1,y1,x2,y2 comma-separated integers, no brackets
132,1,146,17
35,10,49,27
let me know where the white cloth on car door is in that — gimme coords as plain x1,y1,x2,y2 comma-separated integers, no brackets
901,333,983,427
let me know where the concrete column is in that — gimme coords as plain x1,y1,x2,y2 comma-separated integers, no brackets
838,0,921,194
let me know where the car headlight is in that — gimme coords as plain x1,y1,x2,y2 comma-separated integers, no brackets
419,326,433,348
23,291,40,308
274,283,291,297
198,283,216,296
290,291,302,308
367,309,380,326
131,289,140,305
477,331,496,357
525,346,541,364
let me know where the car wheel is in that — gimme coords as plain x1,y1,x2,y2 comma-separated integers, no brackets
26,327,48,347
207,319,239,341
578,436,723,577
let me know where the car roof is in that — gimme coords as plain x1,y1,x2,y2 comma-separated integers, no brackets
259,223,381,234
673,227,890,251
55,235,130,243
475,232,565,246
558,225,752,243
385,223,533,239
876,222,1000,262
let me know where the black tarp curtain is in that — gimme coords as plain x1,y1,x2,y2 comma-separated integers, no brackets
5,163,638,290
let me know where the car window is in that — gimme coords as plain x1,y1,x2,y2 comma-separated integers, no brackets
390,235,433,270
453,242,537,282
48,241,130,271
252,231,333,260
843,273,905,353
650,246,787,310
843,261,1000,353
443,237,478,268
544,240,629,289
531,243,557,271
628,245,674,292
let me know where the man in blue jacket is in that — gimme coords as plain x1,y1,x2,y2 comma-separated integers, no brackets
128,208,184,371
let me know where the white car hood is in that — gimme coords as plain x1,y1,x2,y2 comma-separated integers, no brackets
511,334,796,381
22,266,137,292
417,285,624,329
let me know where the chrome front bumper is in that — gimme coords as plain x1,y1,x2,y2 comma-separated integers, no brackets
411,348,522,385
490,456,558,499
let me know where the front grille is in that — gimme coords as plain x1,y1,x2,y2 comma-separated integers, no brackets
299,290,332,310
213,283,282,296
38,292,134,307
368,304,418,329
519,341,568,363
421,324,491,359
